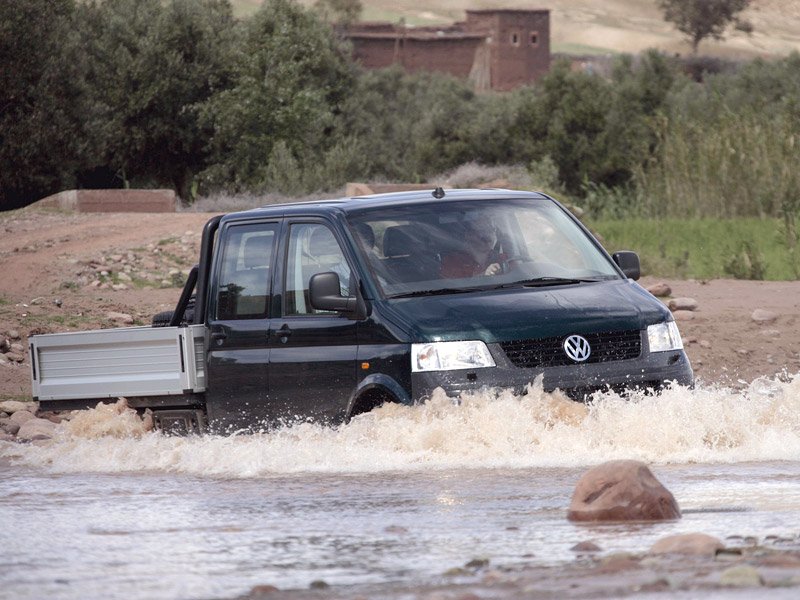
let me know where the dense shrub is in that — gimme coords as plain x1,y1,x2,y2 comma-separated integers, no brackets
76,0,237,199
0,0,88,210
198,0,354,193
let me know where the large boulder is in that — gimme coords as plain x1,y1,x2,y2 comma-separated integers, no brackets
567,460,681,522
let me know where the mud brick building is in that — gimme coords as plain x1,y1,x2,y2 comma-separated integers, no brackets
345,9,550,91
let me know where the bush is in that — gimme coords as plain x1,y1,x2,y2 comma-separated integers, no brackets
635,109,800,219
723,241,766,280
199,0,354,194
0,0,87,210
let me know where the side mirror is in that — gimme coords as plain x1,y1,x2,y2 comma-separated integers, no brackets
612,251,640,280
309,272,357,312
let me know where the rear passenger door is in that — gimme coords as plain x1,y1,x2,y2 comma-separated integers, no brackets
205,220,279,431
268,220,359,424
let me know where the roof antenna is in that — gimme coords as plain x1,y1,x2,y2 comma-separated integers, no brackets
432,187,445,199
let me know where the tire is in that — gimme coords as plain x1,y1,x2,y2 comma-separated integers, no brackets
152,295,195,327
151,310,173,327
348,389,395,420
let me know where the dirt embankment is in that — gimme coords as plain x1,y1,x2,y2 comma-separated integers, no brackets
1,207,799,400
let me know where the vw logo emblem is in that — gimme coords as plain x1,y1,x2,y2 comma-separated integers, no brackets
564,335,591,362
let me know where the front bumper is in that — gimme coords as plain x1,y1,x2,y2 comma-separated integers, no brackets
411,341,693,401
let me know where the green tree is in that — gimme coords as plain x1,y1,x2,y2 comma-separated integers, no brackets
0,0,88,210
200,0,354,192
514,61,613,194
601,50,679,187
78,0,236,200
658,0,753,54
338,68,485,183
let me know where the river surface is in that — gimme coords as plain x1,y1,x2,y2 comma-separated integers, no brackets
1,377,800,599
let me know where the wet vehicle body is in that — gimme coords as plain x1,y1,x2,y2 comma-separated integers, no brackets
31,189,692,432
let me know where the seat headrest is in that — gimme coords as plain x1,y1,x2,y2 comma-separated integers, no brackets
243,235,271,269
383,226,416,257
308,226,341,258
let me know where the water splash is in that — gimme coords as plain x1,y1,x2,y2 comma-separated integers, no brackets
3,374,799,477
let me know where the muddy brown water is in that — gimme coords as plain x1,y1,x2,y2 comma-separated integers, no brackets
1,378,799,599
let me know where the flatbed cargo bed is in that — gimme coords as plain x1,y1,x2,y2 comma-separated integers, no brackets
31,325,206,407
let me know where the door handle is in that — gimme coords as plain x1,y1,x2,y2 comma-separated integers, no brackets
210,331,227,346
277,324,292,344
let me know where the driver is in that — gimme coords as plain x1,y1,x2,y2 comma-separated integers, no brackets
440,214,507,278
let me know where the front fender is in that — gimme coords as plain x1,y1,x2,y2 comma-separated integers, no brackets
346,373,412,416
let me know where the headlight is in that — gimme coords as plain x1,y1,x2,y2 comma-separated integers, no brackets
647,321,684,352
411,341,496,372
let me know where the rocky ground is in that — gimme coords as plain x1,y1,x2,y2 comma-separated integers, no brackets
0,207,211,400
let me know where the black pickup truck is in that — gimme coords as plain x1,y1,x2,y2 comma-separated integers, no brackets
30,188,692,433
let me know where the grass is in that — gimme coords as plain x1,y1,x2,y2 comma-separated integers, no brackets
41,314,98,329
360,7,449,25
0,394,33,403
552,42,618,56
589,218,798,280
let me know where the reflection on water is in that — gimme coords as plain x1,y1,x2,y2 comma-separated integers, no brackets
1,375,799,599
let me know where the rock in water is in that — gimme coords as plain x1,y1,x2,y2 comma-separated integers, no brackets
650,533,724,555
719,565,764,587
567,460,681,522
17,418,57,441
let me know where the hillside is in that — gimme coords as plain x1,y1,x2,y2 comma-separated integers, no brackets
233,0,800,58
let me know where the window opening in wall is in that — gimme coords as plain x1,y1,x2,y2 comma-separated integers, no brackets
510,32,519,46
530,31,539,46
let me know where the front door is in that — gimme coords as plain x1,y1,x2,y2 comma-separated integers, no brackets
267,221,359,424
205,220,279,432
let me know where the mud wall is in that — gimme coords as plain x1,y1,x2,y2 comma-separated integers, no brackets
36,189,177,213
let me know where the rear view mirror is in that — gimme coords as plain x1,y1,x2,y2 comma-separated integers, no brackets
309,272,357,312
612,251,640,280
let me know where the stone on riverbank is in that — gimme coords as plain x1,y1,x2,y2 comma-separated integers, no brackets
719,565,764,587
0,419,20,435
106,312,134,325
567,460,681,522
9,410,36,426
751,309,778,324
668,297,698,312
647,282,672,297
0,400,34,414
16,417,57,441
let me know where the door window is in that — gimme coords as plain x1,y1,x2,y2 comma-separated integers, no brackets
215,223,277,320
285,223,351,316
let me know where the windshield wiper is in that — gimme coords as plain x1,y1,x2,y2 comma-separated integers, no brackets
498,277,602,289
388,286,488,299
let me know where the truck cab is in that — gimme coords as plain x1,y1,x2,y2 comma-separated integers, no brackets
31,189,693,433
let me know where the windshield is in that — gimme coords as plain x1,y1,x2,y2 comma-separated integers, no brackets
346,198,621,298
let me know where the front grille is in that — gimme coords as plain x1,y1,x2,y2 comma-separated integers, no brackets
500,329,642,368
561,380,663,402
